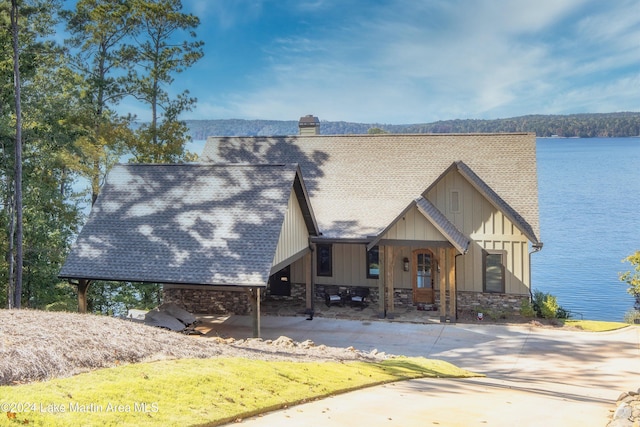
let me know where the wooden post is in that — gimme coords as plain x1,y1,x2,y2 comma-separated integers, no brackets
77,279,91,314
448,248,456,323
438,248,447,322
385,245,395,319
377,246,386,318
304,251,312,311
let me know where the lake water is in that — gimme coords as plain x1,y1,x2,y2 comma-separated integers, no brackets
533,138,640,321
188,137,640,320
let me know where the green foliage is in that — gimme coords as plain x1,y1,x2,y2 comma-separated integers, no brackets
532,290,568,320
476,306,508,321
519,298,536,318
127,0,203,163
88,281,161,316
619,251,640,310
623,309,640,325
367,127,389,134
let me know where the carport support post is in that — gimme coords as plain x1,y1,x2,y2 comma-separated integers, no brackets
76,279,91,314
247,288,261,338
304,251,312,311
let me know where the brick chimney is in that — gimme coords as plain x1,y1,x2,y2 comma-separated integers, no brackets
298,115,320,135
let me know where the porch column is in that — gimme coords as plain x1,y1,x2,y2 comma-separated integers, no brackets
447,248,457,323
304,251,313,311
377,245,386,318
76,279,91,314
385,245,395,319
438,248,447,322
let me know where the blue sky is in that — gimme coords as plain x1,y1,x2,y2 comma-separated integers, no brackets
122,0,640,124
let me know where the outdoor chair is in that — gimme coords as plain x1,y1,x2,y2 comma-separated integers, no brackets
324,286,343,307
350,287,370,309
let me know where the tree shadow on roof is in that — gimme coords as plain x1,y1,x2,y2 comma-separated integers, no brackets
207,136,329,195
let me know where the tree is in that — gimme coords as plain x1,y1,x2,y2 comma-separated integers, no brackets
10,0,24,308
62,0,137,205
127,0,203,163
620,251,640,310
367,127,388,134
1,0,82,309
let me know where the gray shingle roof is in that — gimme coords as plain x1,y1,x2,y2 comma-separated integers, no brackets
59,163,314,287
414,197,470,254
202,133,541,242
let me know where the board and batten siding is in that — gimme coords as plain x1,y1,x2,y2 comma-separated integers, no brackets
426,168,530,295
381,204,450,242
291,167,532,295
271,188,310,272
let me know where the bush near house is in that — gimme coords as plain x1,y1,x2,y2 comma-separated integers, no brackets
531,290,570,320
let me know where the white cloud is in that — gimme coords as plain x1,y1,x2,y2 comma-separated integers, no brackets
190,0,640,123
186,0,264,30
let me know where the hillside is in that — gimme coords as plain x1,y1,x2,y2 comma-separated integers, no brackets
186,112,640,139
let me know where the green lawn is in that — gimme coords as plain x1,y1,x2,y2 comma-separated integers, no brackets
562,319,630,332
1,357,477,427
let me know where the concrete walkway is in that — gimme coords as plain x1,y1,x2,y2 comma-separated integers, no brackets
207,315,640,426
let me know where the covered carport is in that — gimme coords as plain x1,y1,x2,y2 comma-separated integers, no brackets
59,163,318,337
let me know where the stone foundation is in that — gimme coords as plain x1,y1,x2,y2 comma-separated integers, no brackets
392,288,412,307
266,282,306,302
456,291,528,315
164,284,528,317
164,283,308,315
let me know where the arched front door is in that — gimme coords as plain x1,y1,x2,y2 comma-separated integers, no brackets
413,249,435,304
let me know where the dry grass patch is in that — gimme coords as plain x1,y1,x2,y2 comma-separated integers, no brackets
0,357,475,427
0,309,383,386
0,309,227,385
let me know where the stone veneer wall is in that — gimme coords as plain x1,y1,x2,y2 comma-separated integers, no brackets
266,282,306,302
164,285,529,316
163,287,252,315
163,283,308,315
455,291,529,314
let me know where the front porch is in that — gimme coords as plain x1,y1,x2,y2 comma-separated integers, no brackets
241,298,443,324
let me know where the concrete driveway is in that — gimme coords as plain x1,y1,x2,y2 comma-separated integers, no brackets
209,315,640,427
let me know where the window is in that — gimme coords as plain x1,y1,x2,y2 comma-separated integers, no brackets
367,246,380,279
317,244,333,277
484,251,505,293
450,190,460,213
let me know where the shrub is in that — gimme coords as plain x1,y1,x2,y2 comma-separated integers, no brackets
619,251,640,310
519,299,536,318
623,309,640,324
532,289,567,319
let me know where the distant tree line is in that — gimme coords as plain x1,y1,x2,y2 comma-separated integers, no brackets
186,112,640,139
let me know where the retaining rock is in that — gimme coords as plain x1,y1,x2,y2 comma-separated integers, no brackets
608,389,640,427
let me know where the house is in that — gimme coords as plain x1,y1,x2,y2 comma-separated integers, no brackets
60,116,543,333
196,117,543,321
59,163,319,336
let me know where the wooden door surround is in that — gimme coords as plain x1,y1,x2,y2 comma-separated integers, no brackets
412,249,435,304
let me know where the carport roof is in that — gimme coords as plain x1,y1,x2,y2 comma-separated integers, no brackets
59,163,317,287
